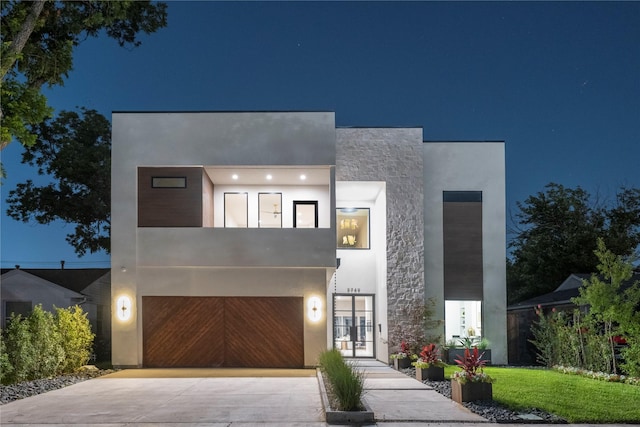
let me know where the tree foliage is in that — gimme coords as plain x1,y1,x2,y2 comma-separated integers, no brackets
573,238,640,376
6,108,111,255
0,0,168,151
1,305,95,384
388,297,443,356
508,183,640,303
56,305,95,372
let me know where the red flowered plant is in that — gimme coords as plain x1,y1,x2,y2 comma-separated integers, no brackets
391,340,412,360
413,343,445,368
451,347,494,384
420,343,441,364
612,335,627,345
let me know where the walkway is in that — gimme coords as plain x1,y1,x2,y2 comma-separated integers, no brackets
354,359,487,423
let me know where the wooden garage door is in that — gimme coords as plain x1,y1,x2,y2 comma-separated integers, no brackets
142,296,304,368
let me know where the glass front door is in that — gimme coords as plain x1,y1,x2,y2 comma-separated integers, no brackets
333,294,375,358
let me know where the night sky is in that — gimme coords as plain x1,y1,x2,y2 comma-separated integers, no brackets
1,1,638,268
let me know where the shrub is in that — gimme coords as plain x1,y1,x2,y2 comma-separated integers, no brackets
318,348,365,411
0,332,13,384
28,305,65,378
3,313,35,383
529,306,558,367
56,305,94,372
388,297,443,357
2,305,95,384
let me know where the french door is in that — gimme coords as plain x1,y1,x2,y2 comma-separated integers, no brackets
333,294,375,358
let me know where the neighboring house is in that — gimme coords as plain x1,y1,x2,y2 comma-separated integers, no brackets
0,267,111,360
111,111,507,368
507,271,640,364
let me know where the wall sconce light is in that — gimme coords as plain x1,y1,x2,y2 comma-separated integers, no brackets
116,296,132,321
307,296,322,322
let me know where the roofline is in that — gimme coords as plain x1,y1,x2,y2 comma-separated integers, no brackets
112,110,335,114
423,140,505,143
337,125,423,129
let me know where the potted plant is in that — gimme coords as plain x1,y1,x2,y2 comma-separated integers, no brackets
450,347,494,403
390,340,413,370
412,343,446,381
444,337,492,364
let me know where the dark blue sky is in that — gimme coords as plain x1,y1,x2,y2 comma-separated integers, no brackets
1,1,639,268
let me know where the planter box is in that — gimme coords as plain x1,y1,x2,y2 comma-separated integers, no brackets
451,380,493,403
393,357,411,370
317,369,374,425
416,365,445,381
444,348,492,365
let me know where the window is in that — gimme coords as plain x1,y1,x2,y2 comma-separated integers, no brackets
445,300,482,344
258,193,282,228
224,192,248,227
151,177,187,188
336,208,370,249
294,201,318,228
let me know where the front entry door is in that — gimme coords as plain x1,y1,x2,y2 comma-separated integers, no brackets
333,294,375,358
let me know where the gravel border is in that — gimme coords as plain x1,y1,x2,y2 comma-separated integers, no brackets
400,366,568,424
1,368,115,405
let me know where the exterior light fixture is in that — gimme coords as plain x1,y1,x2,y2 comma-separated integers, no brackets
116,296,132,321
307,296,322,322
266,174,273,180
232,174,238,180
300,174,306,180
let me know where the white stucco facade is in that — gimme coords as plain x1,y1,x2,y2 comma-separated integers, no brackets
111,112,507,367
423,142,507,364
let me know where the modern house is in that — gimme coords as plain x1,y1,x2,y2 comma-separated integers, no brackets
1,267,111,360
111,111,506,368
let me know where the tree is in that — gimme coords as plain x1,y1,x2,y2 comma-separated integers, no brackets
0,0,167,151
573,238,640,376
508,183,640,303
6,108,111,255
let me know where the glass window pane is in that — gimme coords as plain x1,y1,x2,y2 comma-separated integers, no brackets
152,177,186,188
336,208,370,249
224,193,248,227
445,300,482,344
294,201,318,228
259,193,282,228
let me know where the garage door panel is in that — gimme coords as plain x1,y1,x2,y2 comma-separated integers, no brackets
143,296,225,368
225,297,304,368
143,296,304,368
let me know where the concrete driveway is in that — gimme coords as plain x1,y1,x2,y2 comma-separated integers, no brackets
0,369,326,426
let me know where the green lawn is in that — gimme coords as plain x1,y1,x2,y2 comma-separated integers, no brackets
443,366,640,423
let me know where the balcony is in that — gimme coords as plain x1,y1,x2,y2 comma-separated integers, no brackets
137,227,336,268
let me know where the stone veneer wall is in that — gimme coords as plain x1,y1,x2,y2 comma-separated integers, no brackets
336,128,425,352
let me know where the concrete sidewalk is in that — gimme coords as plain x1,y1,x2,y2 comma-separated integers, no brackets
354,360,488,423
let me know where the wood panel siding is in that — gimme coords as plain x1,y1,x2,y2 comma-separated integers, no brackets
443,200,483,300
225,297,304,368
143,296,225,368
138,167,203,227
142,296,304,368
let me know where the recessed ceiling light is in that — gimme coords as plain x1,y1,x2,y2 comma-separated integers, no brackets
232,174,238,180
266,174,272,180
300,174,306,180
